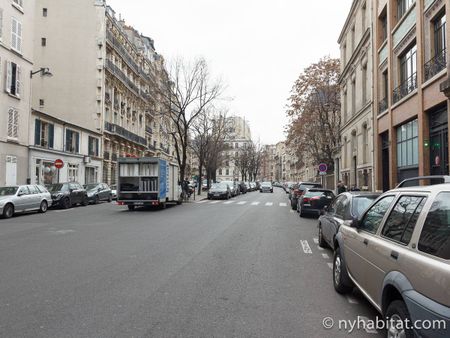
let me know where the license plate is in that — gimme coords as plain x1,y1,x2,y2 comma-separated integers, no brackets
304,204,311,207
133,202,144,206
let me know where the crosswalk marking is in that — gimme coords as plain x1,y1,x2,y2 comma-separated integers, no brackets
327,263,333,269
290,209,295,213
300,240,312,254
209,201,220,204
322,253,330,259
265,202,273,206
313,238,319,244
251,202,260,206
279,202,287,207
317,246,324,251
223,201,234,204
237,201,247,205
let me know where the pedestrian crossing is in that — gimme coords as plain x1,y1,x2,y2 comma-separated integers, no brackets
194,199,290,207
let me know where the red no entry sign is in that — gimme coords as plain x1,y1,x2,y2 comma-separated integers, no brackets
54,159,64,169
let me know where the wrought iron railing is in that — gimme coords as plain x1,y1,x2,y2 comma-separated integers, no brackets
104,122,147,146
378,97,388,114
105,59,140,96
145,126,153,134
424,48,447,82
106,30,140,74
111,153,118,162
103,151,110,160
393,73,417,103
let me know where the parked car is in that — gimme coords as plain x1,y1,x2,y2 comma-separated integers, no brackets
0,185,52,218
284,182,295,193
244,182,251,192
396,175,450,188
207,182,232,200
238,181,248,194
222,181,239,197
291,182,322,210
110,184,117,200
249,182,257,191
318,192,381,249
84,183,113,204
47,182,88,209
260,181,273,193
333,184,450,338
297,188,335,217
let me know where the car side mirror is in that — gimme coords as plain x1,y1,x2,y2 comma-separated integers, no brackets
346,217,360,228
323,205,328,212
18,192,25,197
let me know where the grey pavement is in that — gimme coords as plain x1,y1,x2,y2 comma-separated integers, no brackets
0,189,382,337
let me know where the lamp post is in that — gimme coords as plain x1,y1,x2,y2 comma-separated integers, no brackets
30,67,53,78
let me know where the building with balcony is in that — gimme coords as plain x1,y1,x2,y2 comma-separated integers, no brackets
338,0,375,191
261,144,277,182
373,0,449,190
30,0,173,185
0,0,35,186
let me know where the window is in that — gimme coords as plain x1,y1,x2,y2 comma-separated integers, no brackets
0,9,3,40
65,129,80,153
68,164,79,182
400,44,417,84
34,120,54,148
39,99,44,106
418,192,450,259
380,12,387,43
88,136,99,156
397,119,418,168
18,186,29,196
225,169,229,176
28,185,38,194
397,0,414,20
351,25,355,52
42,8,47,17
434,12,446,55
351,78,356,114
360,196,395,234
219,169,223,175
382,70,389,100
361,3,366,31
12,0,23,9
5,61,21,97
381,196,425,245
335,196,350,219
7,107,18,139
362,64,367,104
343,44,347,65
11,17,22,53
41,37,46,46
343,90,347,122
425,11,447,81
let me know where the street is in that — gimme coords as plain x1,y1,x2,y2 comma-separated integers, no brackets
0,188,382,337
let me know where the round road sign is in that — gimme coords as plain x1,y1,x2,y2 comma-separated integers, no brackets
318,163,328,173
54,159,64,169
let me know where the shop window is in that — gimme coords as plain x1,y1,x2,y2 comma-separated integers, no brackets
397,119,419,168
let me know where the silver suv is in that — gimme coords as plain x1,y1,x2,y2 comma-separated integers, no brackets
333,184,450,338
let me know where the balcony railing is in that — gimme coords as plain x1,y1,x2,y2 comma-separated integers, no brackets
106,30,140,74
393,73,417,103
104,122,147,147
103,151,110,160
424,48,447,82
105,59,140,96
146,126,153,134
378,97,388,114
112,153,118,162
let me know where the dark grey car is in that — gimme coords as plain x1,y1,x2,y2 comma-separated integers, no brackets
318,192,381,250
84,183,113,204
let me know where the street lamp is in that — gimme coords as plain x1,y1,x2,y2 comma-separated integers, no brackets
30,67,53,78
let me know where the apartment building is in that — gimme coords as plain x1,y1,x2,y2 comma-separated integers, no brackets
261,144,276,181
0,0,35,186
338,0,375,191
217,116,252,181
373,0,449,190
29,0,173,186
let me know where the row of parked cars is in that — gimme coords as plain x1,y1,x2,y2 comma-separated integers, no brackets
0,182,116,219
207,181,264,199
283,177,450,337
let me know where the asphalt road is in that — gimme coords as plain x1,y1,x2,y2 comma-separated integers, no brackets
0,188,382,337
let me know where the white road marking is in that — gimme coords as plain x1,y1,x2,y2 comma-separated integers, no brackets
237,201,247,205
265,202,273,206
251,202,260,205
346,295,360,304
300,240,312,254
317,246,324,251
313,238,319,244
223,201,234,204
209,201,220,204
322,253,330,259
196,200,208,204
290,210,295,213
279,202,287,207
327,263,333,269
50,230,75,235
359,316,378,334
54,209,70,213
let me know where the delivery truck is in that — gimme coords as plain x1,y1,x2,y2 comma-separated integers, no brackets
117,157,182,210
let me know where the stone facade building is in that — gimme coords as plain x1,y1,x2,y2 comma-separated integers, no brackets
0,0,35,186
338,0,375,191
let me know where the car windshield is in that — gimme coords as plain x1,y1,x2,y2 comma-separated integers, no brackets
304,191,325,197
0,187,18,196
85,184,99,190
261,182,271,186
352,196,379,217
212,183,227,189
47,184,67,192
300,184,318,191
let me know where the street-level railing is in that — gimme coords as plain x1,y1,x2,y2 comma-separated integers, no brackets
393,73,417,103
424,48,447,82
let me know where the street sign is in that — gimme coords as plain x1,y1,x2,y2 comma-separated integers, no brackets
318,163,328,173
54,159,64,169
319,171,327,176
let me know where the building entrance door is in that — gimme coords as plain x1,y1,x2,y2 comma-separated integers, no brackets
429,108,449,175
381,132,390,191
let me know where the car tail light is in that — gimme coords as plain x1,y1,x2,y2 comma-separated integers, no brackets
310,196,321,201
303,197,310,203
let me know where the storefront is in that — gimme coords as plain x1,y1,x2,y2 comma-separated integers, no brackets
429,107,449,175
396,119,419,182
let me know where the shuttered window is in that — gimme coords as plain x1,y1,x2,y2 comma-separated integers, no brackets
11,17,22,53
7,108,19,139
5,61,21,97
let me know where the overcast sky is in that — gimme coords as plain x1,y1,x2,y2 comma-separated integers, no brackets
108,0,353,145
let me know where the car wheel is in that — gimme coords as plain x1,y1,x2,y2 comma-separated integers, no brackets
81,197,89,206
333,248,353,294
3,203,14,219
61,197,71,209
128,205,135,211
39,200,48,213
108,195,112,202
318,224,328,248
95,195,100,204
386,300,414,338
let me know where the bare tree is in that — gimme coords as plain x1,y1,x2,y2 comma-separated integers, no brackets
159,58,224,181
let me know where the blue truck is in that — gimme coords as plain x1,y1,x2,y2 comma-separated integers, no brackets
117,157,182,210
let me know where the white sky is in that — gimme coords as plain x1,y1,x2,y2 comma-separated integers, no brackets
107,0,353,145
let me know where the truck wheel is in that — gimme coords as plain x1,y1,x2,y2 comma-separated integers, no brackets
128,205,135,211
